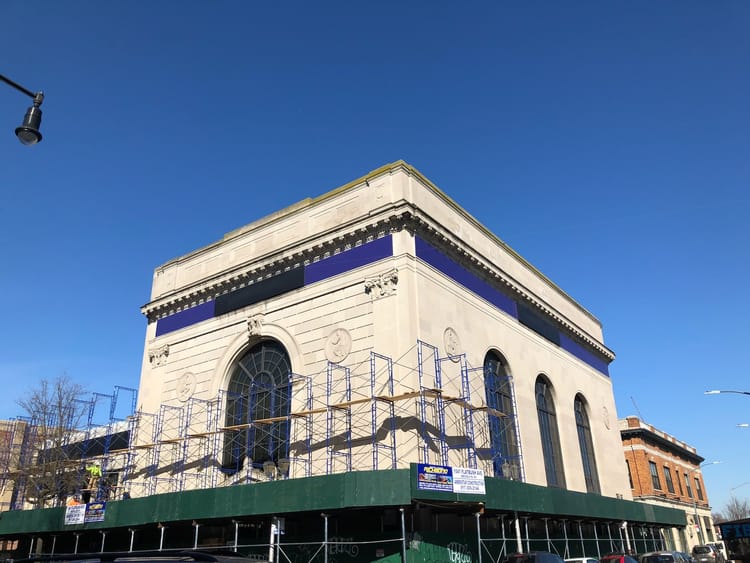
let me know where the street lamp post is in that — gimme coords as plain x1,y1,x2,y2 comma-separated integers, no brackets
691,461,721,547
731,482,750,493
0,73,44,145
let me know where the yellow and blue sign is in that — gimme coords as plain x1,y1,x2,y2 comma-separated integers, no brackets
417,464,487,495
417,463,454,492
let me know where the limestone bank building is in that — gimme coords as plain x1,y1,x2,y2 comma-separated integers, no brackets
0,161,685,562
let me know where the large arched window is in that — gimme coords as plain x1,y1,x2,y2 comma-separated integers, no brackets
222,340,292,471
535,375,566,488
574,394,601,493
483,351,520,479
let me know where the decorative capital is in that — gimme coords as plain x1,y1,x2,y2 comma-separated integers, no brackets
364,268,398,299
149,344,170,367
247,313,264,337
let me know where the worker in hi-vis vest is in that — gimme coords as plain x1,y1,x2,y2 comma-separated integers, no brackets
86,460,102,489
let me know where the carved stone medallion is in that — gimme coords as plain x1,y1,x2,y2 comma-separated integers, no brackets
602,406,611,429
325,328,352,364
444,327,461,358
177,372,197,402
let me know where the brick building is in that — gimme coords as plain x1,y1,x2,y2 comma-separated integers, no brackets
620,416,717,552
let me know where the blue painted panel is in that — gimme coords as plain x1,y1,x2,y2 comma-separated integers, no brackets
214,268,304,316
560,334,610,376
415,237,517,318
415,236,610,376
155,300,215,337
304,235,393,285
517,302,561,345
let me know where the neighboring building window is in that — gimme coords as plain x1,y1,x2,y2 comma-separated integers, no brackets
536,376,566,488
222,340,292,471
574,394,600,493
626,460,634,488
695,477,704,501
483,351,521,479
663,466,675,493
649,461,661,490
684,473,694,498
676,469,684,495
704,516,714,541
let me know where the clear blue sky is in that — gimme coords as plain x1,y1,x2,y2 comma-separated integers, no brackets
2,2,748,513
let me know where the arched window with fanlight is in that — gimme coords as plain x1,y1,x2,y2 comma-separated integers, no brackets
483,351,521,479
574,394,601,493
536,375,566,488
222,340,292,472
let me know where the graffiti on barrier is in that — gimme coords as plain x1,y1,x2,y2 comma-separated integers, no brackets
447,541,472,563
328,536,360,558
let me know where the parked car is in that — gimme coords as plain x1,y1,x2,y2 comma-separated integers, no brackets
693,545,725,563
640,551,692,563
9,550,270,563
504,552,566,563
708,544,726,561
565,557,599,563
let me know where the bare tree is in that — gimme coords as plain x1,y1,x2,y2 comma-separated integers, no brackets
16,375,87,508
717,495,750,522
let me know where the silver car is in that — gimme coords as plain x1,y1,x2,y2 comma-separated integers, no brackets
640,552,691,563
692,545,725,563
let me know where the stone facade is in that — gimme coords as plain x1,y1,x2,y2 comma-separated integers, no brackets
0,419,27,512
129,161,630,500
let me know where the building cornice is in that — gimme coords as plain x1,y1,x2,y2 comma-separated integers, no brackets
621,427,704,465
141,212,411,320
141,209,613,364
147,161,603,328
407,215,614,361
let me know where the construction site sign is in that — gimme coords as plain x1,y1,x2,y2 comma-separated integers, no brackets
452,467,486,494
64,504,86,525
63,501,107,525
417,464,486,495
85,501,107,523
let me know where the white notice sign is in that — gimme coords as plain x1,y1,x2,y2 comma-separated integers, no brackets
64,504,86,525
452,467,486,494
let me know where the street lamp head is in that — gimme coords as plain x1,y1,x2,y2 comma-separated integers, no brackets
15,92,43,146
704,390,721,395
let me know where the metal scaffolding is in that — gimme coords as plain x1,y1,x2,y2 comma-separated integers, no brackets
5,339,522,507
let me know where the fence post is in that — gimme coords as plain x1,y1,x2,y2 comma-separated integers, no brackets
401,507,407,563
475,512,483,563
